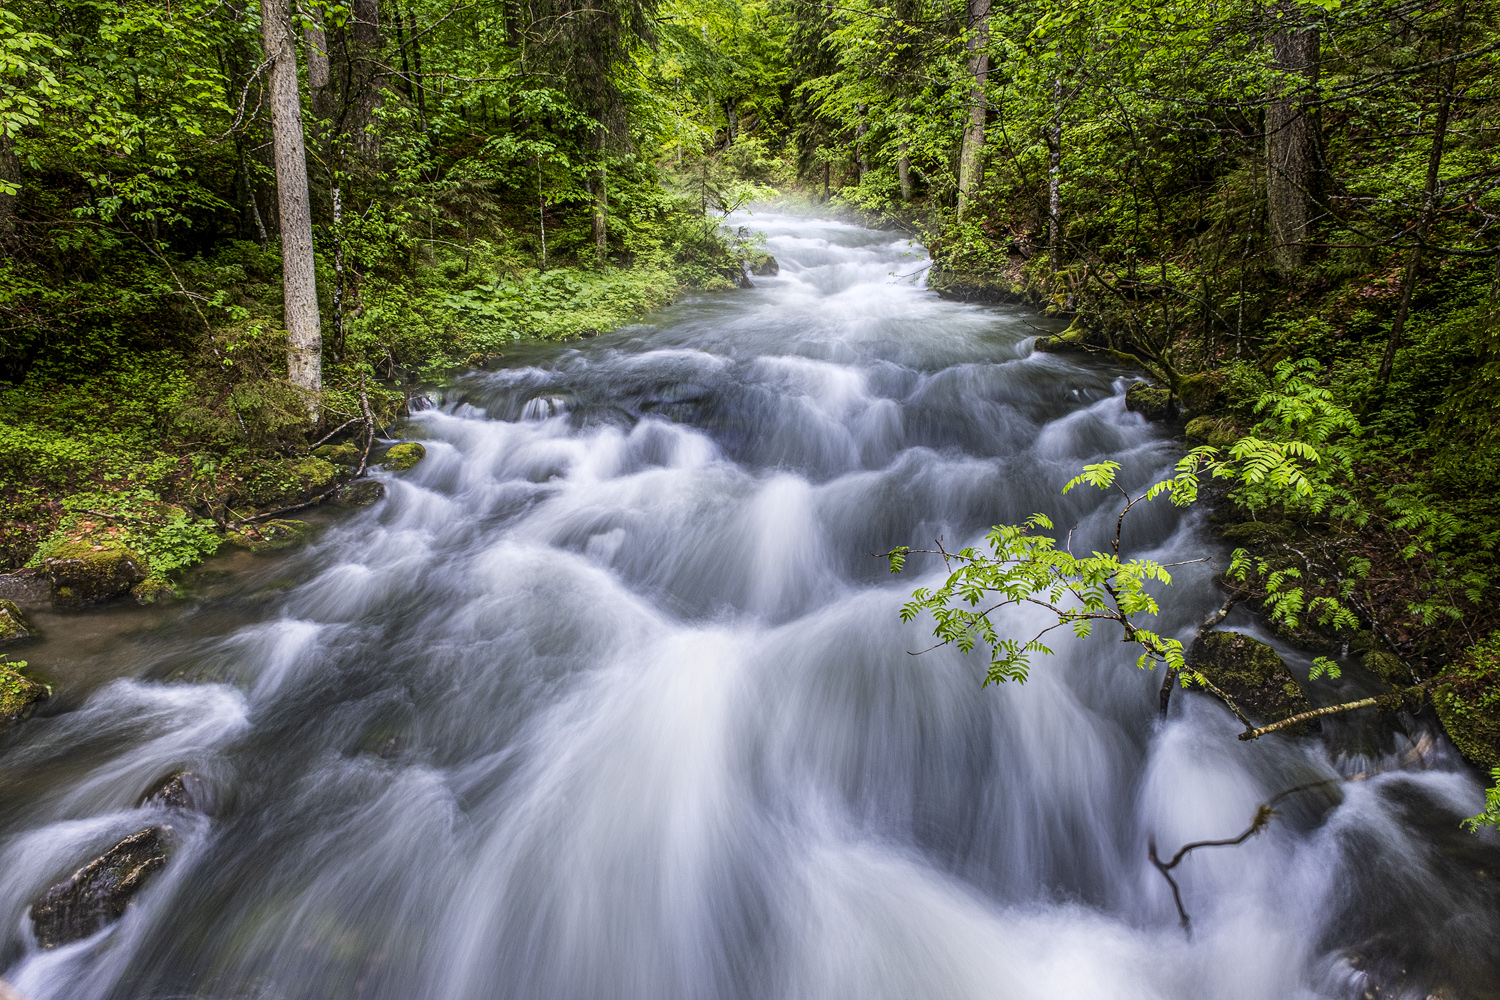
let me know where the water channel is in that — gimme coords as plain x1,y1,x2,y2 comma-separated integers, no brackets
2,214,1497,1000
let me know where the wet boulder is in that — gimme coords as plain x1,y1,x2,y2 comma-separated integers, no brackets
1175,370,1227,419
139,771,215,814
235,456,340,510
332,479,385,508
381,442,426,471
0,661,48,725
44,539,147,609
1187,630,1314,734
30,827,171,949
1433,657,1500,769
1124,381,1174,421
222,518,314,553
746,251,779,276
0,599,36,644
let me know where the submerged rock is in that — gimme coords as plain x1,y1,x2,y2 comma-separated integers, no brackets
139,771,215,814
1187,630,1314,734
1124,381,1174,421
43,539,147,609
30,827,171,949
0,599,35,644
333,479,385,508
0,661,48,725
381,442,426,471
746,251,779,276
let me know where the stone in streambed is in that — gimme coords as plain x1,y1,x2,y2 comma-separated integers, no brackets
313,443,361,467
43,539,147,610
1125,381,1174,421
1187,630,1314,734
139,771,216,814
29,827,172,949
1185,415,1243,449
381,442,426,471
222,519,315,553
1033,329,1089,354
332,479,385,508
0,661,47,725
0,599,35,644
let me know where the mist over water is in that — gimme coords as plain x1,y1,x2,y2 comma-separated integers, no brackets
3,214,1498,1000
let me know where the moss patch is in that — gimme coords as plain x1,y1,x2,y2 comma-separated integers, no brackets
1185,415,1243,449
234,457,340,510
0,599,35,643
381,443,426,471
222,519,315,553
0,660,48,723
1188,630,1314,733
1433,640,1500,768
1125,382,1174,421
42,537,147,609
312,444,361,467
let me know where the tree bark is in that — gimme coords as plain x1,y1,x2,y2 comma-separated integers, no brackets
898,141,913,201
956,0,991,219
1265,4,1320,274
260,0,322,419
725,98,738,146
1047,78,1062,283
855,104,869,183
0,132,20,250
591,130,607,264
349,0,384,159
1374,2,1465,401
302,11,333,124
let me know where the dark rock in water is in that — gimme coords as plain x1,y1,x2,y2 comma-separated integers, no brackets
30,827,171,949
1,662,48,725
44,540,147,609
0,570,48,606
0,599,36,644
1188,631,1314,734
139,771,215,814
747,252,779,276
1124,381,1174,421
333,479,385,508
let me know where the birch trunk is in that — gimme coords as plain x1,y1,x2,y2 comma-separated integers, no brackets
261,0,322,419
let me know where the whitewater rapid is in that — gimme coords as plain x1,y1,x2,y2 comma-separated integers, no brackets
1,213,1496,1000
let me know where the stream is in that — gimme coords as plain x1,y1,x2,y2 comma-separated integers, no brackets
2,213,1498,1000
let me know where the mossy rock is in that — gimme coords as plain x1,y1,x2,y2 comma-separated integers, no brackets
1188,630,1314,734
745,251,779,276
1185,415,1243,449
0,661,48,724
0,600,35,644
1125,381,1175,421
130,577,176,605
312,443,361,467
1432,657,1500,769
236,456,340,510
1177,370,1226,417
1034,329,1089,354
43,539,147,610
381,442,426,471
1362,649,1409,686
332,480,385,508
223,519,315,553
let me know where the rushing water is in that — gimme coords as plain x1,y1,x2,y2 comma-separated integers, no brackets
3,214,1498,1000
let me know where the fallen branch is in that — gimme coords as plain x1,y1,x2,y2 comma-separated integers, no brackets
308,417,362,451
1238,694,1386,741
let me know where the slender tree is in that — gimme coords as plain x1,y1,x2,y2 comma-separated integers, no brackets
1265,3,1321,274
260,0,322,418
957,0,991,218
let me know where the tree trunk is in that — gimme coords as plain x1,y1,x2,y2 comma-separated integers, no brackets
1047,78,1062,283
591,131,607,265
1374,3,1465,401
349,0,384,160
725,98,738,146
1265,4,1320,274
0,132,20,250
855,105,869,183
956,0,991,219
261,0,322,419
303,13,332,122
898,141,913,201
